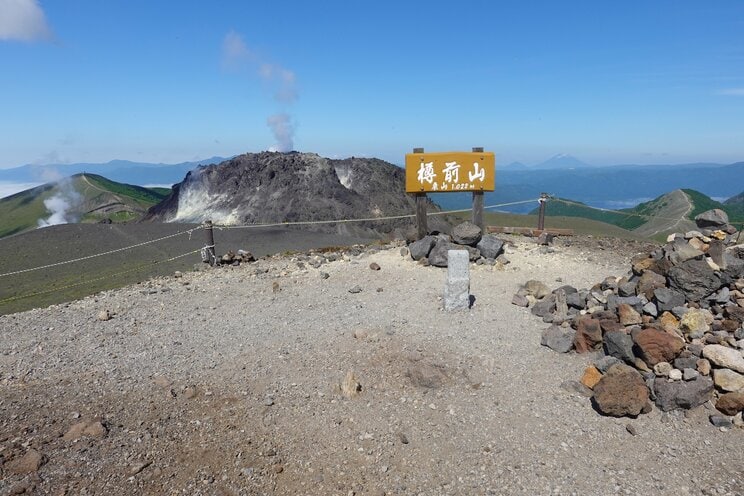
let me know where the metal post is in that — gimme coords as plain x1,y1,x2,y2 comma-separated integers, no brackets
472,147,484,232
204,220,216,266
537,193,548,231
413,147,428,239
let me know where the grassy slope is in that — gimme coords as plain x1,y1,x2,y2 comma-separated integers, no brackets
0,174,169,238
530,189,744,237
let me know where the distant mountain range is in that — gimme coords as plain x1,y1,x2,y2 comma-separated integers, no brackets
0,157,227,186
1,153,743,216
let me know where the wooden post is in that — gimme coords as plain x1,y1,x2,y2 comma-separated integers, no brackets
204,220,216,266
537,193,548,231
471,147,484,232
413,147,428,239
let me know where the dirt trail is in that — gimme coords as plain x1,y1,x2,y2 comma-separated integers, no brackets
634,189,696,237
1,237,742,495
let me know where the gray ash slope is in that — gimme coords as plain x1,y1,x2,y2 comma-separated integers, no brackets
144,152,445,237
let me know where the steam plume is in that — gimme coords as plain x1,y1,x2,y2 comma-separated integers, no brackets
267,113,294,152
37,177,82,227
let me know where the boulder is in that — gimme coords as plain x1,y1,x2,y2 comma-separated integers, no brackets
702,344,744,373
531,296,556,318
603,331,635,364
476,234,505,259
653,375,714,411
632,328,685,366
540,325,576,353
667,259,722,302
695,208,729,229
409,235,437,261
592,364,650,417
667,243,704,266
574,317,603,353
451,221,482,246
716,392,744,415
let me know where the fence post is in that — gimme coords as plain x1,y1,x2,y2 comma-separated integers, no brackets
472,147,484,232
537,193,548,231
204,220,216,266
413,147,428,240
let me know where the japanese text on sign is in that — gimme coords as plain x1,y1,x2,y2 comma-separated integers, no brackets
405,151,495,193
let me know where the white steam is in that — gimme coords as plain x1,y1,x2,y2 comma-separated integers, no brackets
221,30,298,151
267,113,294,152
37,178,82,228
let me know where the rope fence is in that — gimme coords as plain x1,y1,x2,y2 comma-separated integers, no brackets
1,195,740,306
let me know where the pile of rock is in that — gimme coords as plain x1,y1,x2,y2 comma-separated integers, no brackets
408,221,508,267
514,209,744,425
217,249,256,266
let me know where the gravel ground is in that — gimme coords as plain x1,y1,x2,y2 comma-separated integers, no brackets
1,235,743,495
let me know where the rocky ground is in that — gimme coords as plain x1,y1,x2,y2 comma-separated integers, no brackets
1,234,743,495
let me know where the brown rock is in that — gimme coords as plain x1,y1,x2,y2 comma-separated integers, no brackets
592,364,650,417
580,365,602,389
574,317,603,353
658,312,680,333
599,319,624,334
716,392,744,415
633,328,685,366
636,271,667,299
369,262,381,271
63,420,108,441
696,358,711,376
5,449,44,475
618,303,642,326
631,254,657,275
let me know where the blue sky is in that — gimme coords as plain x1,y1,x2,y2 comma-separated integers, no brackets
1,0,743,169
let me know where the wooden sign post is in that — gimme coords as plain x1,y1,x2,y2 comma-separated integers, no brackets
405,148,496,239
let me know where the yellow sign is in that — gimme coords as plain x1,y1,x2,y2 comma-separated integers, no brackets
405,151,495,193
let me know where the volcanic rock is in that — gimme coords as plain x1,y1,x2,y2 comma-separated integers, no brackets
618,303,642,326
632,328,685,366
603,331,635,364
695,209,729,229
667,259,721,302
144,152,446,236
541,325,576,353
702,344,744,373
653,375,714,411
713,368,744,392
522,280,551,299
476,234,505,259
636,271,667,299
574,317,603,353
716,392,744,415
5,449,44,475
451,221,482,246
409,235,437,261
653,288,686,312
592,364,650,417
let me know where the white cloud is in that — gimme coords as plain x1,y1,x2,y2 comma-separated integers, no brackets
717,88,744,96
0,0,53,42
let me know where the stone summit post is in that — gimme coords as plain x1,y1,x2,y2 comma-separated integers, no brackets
444,250,471,311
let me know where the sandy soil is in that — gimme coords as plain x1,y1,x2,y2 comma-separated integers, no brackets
1,235,743,495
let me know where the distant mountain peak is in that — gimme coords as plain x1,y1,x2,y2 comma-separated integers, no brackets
534,154,592,170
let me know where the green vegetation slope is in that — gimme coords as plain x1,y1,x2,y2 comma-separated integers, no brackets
0,173,170,238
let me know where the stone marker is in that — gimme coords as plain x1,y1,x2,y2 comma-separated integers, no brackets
444,250,470,311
